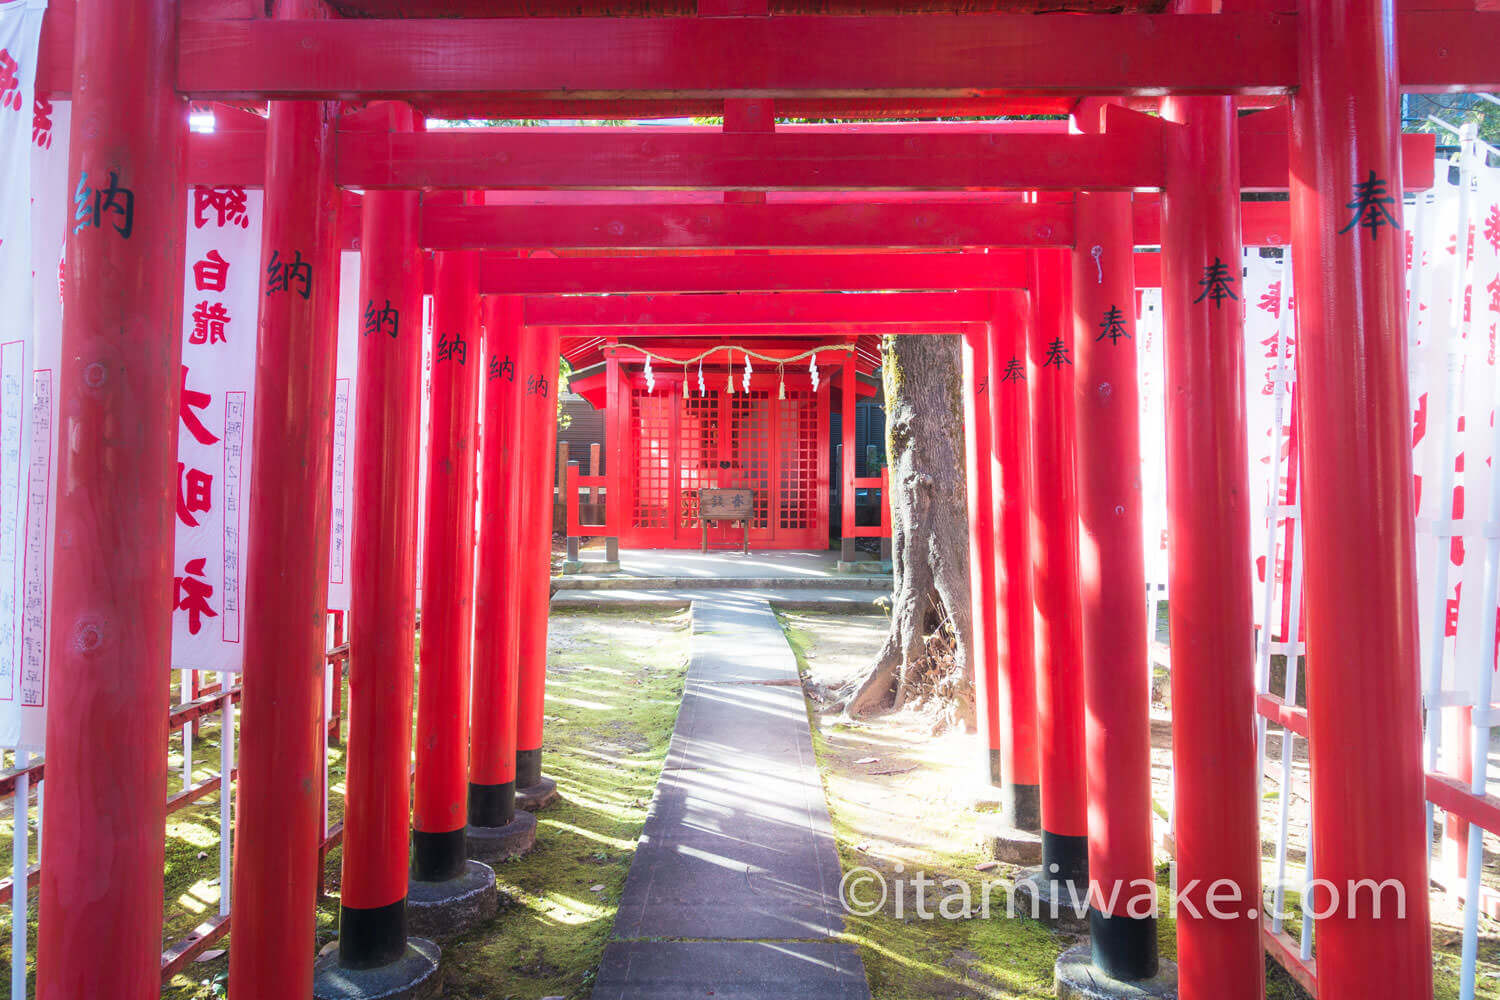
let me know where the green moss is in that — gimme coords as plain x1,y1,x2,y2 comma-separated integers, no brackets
781,610,1500,1000
0,608,687,1000
439,609,689,1000
785,611,1061,1000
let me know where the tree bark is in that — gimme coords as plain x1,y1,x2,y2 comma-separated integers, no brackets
841,334,974,724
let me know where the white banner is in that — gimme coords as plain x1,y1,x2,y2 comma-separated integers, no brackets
417,294,432,605
170,187,263,673
0,0,48,750
1136,286,1167,596
1411,158,1472,700
327,251,360,613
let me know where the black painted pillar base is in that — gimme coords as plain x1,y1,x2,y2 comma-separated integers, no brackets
468,780,516,830
335,899,408,970
1000,781,1041,834
516,749,560,811
517,748,542,787
1042,830,1089,887
1089,907,1162,981
1053,941,1177,1000
411,827,467,885
407,860,499,941
313,935,441,1000
1012,831,1091,929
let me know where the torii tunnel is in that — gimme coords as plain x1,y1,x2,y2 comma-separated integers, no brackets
11,0,1500,998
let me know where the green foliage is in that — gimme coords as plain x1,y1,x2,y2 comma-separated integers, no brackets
1404,94,1500,149
557,357,573,431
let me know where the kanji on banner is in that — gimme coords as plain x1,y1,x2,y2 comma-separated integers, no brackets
1452,159,1500,701
171,187,263,674
1410,156,1475,701
327,250,360,613
0,0,49,751
1136,286,1167,600
1241,248,1300,645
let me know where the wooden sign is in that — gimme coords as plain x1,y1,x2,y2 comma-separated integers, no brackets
697,488,754,554
698,488,754,519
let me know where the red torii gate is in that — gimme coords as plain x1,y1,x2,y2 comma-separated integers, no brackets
36,1,1471,999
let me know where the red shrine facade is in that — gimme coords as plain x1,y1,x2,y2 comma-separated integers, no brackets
567,337,882,550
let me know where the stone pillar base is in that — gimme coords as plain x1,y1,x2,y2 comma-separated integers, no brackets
835,559,893,575
560,560,621,575
407,861,498,941
467,811,539,863
1054,943,1178,1000
312,937,442,1000
979,813,1043,866
516,776,560,812
1012,867,1090,931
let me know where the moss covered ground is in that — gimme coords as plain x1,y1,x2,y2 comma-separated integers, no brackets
0,607,688,1000
780,609,1480,1000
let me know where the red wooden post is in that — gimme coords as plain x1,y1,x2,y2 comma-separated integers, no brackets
470,295,532,832
37,0,186,995
987,291,1041,832
840,351,857,561
605,349,623,561
1071,188,1159,979
335,102,432,971
1161,86,1263,997
878,464,891,560
1026,248,1089,890
229,1,340,993
1289,1,1433,995
961,327,1002,794
412,244,482,881
516,326,562,803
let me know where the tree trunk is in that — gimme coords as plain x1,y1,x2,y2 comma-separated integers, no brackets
840,334,974,724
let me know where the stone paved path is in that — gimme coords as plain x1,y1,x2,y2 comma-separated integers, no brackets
591,593,871,1000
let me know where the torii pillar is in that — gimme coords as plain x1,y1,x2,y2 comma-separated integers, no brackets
516,325,563,810
37,0,186,995
468,294,540,856
1016,248,1090,922
1161,82,1263,998
986,291,1043,862
1289,1,1433,996
961,324,1003,811
229,1,341,994
1058,176,1176,994
408,233,500,938
313,101,440,999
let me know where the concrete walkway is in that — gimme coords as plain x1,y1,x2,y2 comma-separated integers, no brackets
592,593,871,1000
559,547,891,589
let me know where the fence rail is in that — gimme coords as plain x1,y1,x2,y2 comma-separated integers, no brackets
0,609,352,992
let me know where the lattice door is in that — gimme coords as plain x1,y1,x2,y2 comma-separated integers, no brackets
678,389,721,531
622,370,826,549
725,390,774,545
628,386,675,545
777,388,823,547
